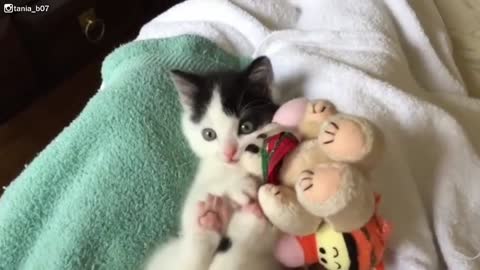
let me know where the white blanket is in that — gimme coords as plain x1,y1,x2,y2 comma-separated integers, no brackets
135,0,480,269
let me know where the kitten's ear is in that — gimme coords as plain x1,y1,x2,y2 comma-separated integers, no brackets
169,70,201,108
246,56,273,86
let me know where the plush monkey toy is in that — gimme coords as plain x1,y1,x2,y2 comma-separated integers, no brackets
239,98,391,270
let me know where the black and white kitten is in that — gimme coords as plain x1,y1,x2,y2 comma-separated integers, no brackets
145,57,281,270
171,56,278,236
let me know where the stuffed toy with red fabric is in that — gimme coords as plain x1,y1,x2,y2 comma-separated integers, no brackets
239,98,391,270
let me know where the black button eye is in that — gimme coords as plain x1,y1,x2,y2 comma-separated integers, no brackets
202,128,217,141
240,121,255,134
257,133,267,139
245,144,260,153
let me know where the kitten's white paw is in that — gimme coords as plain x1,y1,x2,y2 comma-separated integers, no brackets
225,176,259,206
197,194,234,234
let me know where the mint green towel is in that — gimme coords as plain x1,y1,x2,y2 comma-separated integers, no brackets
0,36,249,270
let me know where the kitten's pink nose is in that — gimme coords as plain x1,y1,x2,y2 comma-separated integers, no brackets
224,144,238,163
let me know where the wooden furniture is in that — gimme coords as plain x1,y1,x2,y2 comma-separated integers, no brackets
0,15,37,123
0,0,180,123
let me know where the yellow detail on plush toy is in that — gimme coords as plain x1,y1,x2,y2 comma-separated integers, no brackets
294,195,391,270
314,223,351,270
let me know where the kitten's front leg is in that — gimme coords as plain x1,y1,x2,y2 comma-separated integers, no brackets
180,174,257,237
182,194,234,270
197,194,234,234
224,175,259,206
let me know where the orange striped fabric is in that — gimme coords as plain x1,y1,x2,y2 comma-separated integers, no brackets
296,234,318,265
294,194,391,270
351,194,392,270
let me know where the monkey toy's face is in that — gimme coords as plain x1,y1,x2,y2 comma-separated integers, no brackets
238,123,290,178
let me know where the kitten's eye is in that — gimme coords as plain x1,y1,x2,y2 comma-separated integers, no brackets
202,128,217,141
240,121,255,134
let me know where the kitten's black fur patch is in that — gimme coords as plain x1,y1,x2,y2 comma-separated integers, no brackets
171,57,278,134
216,237,232,253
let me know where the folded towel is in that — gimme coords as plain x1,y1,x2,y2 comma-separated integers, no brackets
0,36,249,270
136,0,299,56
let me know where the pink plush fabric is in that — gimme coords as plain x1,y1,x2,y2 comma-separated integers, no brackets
274,234,305,268
272,98,308,127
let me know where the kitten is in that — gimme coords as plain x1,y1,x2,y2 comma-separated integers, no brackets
169,56,279,239
145,57,280,269
145,195,283,270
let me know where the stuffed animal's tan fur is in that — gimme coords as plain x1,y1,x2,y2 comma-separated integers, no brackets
240,99,384,235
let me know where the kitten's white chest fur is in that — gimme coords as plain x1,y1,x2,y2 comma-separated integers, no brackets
191,159,256,201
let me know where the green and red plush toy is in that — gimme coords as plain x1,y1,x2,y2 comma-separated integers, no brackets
261,131,299,186
240,98,392,270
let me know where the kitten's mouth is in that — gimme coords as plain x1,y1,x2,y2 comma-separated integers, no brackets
225,159,239,164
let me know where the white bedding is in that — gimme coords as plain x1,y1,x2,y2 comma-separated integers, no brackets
134,0,480,269
434,0,480,98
